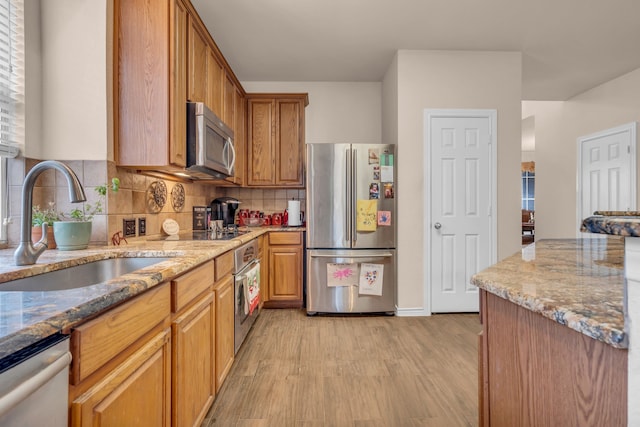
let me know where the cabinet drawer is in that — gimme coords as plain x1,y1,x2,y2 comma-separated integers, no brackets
215,251,234,281
269,231,301,245
70,282,170,384
172,261,214,312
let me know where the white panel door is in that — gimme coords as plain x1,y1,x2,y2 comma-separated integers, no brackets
429,114,494,313
578,123,636,226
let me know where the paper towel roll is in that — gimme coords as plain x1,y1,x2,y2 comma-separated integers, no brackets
288,200,301,226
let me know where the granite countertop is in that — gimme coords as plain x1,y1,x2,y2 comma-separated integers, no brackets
471,238,626,349
0,226,304,362
581,212,640,237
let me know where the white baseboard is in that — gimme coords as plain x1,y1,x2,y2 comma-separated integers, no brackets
395,307,431,317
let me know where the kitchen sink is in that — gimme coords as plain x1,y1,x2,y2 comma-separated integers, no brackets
0,257,172,292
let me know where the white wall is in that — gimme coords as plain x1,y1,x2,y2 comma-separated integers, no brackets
388,50,522,314
40,0,108,160
521,115,535,162
241,81,382,144
23,0,42,159
527,67,640,239
381,54,398,145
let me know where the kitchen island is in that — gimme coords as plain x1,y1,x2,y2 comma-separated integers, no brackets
472,238,627,427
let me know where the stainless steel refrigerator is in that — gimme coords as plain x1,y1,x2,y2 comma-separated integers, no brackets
306,143,397,314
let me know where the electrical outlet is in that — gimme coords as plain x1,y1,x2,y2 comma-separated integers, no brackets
138,218,146,236
123,219,136,237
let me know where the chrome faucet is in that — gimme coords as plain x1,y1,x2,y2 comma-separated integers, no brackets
14,160,87,265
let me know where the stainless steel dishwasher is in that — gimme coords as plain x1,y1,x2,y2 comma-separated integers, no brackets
0,334,72,427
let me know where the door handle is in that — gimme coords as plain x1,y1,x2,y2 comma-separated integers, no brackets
434,222,442,229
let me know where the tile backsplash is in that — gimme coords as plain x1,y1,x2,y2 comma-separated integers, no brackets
223,188,306,216
5,157,305,247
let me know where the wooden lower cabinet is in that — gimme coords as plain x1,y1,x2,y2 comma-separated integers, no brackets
214,275,234,391
265,231,303,308
479,290,627,426
70,329,172,427
171,293,215,427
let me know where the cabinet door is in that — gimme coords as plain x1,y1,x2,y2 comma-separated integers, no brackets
275,99,304,186
230,87,245,185
71,329,171,427
115,0,170,167
188,15,208,103
172,293,216,427
247,99,275,186
170,0,188,167
215,275,235,391
207,49,224,118
223,73,235,128
268,246,303,305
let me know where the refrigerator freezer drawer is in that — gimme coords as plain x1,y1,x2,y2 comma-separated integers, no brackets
306,249,396,314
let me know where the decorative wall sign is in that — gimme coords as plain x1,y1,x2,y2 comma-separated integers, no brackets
171,183,185,211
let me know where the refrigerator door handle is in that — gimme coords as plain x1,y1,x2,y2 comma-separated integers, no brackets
345,148,351,244
310,253,394,258
352,148,358,243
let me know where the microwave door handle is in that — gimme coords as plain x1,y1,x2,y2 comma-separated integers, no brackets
227,137,236,172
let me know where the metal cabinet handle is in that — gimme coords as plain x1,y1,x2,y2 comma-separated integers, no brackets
434,222,442,229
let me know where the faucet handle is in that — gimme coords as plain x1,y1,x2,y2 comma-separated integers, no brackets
36,223,49,248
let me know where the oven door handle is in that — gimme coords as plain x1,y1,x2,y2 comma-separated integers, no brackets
235,258,260,279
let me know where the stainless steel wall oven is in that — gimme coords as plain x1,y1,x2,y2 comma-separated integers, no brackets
233,240,260,354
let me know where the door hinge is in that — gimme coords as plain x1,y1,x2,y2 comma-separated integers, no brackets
488,205,492,216
628,145,631,154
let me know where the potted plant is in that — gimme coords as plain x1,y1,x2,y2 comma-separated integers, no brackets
54,178,120,250
31,203,60,249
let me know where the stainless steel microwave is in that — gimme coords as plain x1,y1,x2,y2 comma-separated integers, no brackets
186,102,235,179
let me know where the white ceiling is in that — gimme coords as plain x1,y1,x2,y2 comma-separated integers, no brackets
191,0,640,101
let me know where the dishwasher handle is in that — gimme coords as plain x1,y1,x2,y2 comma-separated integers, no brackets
0,351,72,419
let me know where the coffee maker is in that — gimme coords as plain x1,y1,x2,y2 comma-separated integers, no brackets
210,197,240,227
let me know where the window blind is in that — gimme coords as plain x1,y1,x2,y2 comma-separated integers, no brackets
0,0,23,149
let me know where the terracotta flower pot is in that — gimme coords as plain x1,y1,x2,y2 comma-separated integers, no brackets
31,225,57,249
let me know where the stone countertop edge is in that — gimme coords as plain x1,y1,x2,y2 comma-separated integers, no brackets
581,215,640,237
471,238,627,349
0,226,303,361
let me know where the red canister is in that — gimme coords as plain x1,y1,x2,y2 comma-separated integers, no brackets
272,213,282,226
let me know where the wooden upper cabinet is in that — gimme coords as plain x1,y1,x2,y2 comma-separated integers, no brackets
223,73,235,128
188,15,208,103
207,49,224,118
246,94,307,187
171,0,188,167
115,0,170,167
230,87,246,185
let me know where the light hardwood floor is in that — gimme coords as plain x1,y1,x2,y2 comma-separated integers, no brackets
202,309,480,427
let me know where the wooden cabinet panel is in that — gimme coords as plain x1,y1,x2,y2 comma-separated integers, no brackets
71,329,171,427
230,87,245,185
70,283,170,384
207,49,224,118
215,251,234,282
188,15,208,103
171,260,214,312
214,275,234,391
114,0,170,167
172,293,215,427
223,74,235,128
171,0,188,167
247,99,275,186
276,99,303,185
269,247,303,301
269,231,301,245
481,291,627,426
